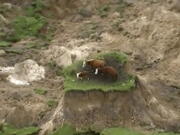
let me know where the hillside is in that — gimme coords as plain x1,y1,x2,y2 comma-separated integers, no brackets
0,0,180,135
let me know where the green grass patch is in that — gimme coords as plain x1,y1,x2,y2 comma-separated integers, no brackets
25,0,45,17
34,88,47,95
64,74,135,92
0,124,39,135
26,40,49,49
95,52,128,65
115,0,129,16
97,5,110,18
51,124,76,135
47,100,58,108
0,41,11,47
4,48,24,54
63,52,136,92
7,16,46,42
51,124,99,135
101,127,143,135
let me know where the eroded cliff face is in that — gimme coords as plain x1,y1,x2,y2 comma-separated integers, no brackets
62,77,180,131
40,75,180,135
39,0,180,134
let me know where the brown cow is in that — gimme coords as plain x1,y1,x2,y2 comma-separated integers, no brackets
97,66,118,81
83,59,106,74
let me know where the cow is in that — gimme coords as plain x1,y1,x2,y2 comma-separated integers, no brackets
82,59,106,74
97,66,118,82
76,71,91,80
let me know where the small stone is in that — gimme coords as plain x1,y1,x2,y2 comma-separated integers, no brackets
0,14,9,24
2,3,13,10
0,50,6,56
78,8,93,18
169,0,180,12
111,12,120,18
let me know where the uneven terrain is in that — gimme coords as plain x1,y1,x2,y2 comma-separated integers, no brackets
0,0,180,135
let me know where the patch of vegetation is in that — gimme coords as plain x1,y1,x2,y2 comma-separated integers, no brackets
25,0,55,42
51,124,100,135
115,0,129,16
1,0,53,43
47,100,58,108
26,40,49,49
97,5,110,18
6,16,46,42
56,69,64,76
63,52,136,92
0,124,39,135
101,127,143,135
0,4,12,15
0,41,11,47
95,52,128,65
51,124,76,135
34,88,47,95
4,48,24,54
25,0,45,17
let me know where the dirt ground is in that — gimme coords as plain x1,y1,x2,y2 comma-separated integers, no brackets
0,0,180,134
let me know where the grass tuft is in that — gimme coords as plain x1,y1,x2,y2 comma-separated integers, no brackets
101,127,143,135
47,100,58,108
7,16,46,42
51,124,76,135
34,88,47,95
0,41,11,47
0,124,39,135
97,5,110,18
95,52,128,65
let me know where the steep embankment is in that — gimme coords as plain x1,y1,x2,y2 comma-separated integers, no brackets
40,0,180,134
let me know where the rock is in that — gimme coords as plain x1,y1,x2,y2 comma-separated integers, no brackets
0,108,8,121
111,12,120,19
41,41,98,68
0,14,9,24
169,0,180,12
78,8,93,17
71,15,84,22
2,3,13,10
159,54,180,88
0,50,6,56
0,67,15,80
7,59,45,85
6,105,34,128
